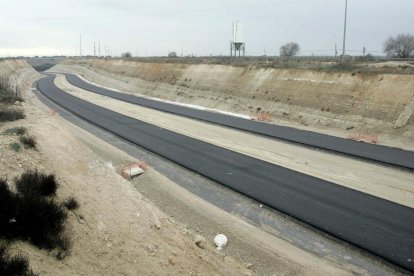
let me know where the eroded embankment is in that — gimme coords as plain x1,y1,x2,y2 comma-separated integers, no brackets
0,59,40,93
53,59,414,144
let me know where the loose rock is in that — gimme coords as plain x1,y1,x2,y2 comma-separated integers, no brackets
146,244,156,254
194,235,206,249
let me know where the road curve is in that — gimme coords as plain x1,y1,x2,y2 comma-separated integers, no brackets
65,73,414,170
38,74,414,272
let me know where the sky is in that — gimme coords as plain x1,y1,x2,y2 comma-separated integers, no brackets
0,0,413,57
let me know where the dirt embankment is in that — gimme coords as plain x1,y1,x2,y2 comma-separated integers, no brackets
0,59,40,92
54,58,414,147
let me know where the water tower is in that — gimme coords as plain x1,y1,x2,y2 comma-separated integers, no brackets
230,21,245,57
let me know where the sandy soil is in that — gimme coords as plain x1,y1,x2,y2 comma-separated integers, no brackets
52,59,414,150
54,75,414,209
0,60,364,275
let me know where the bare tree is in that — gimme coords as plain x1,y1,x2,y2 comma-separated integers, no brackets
279,42,300,57
121,52,132,58
383,33,414,58
168,51,178,58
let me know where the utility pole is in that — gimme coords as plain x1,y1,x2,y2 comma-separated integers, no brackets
98,42,101,57
341,0,348,62
335,43,338,58
79,34,82,57
94,41,96,56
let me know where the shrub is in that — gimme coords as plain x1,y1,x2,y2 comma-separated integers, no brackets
63,196,79,210
0,89,24,104
19,135,36,149
3,127,27,136
14,196,68,249
0,179,17,233
0,110,25,122
15,170,58,197
0,245,38,276
1,175,69,250
9,142,21,152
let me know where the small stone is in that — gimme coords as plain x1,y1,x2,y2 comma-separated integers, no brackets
246,263,254,269
146,244,156,254
56,251,67,260
194,235,206,249
168,257,175,266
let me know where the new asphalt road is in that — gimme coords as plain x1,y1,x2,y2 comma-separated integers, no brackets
38,74,414,272
65,73,414,170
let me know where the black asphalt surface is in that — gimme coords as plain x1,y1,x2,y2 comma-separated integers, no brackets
65,73,414,170
38,74,414,272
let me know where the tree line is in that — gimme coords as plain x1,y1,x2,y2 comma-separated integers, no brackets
280,33,414,58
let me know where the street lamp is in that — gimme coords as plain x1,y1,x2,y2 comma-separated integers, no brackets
342,0,348,61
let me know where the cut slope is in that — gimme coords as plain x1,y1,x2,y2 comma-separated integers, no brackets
53,59,414,147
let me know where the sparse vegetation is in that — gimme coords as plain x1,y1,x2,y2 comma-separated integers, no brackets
168,51,178,58
0,245,37,276
0,110,25,122
0,76,23,103
3,127,27,136
63,196,79,210
0,93,24,104
9,142,21,152
0,174,68,251
121,52,132,58
19,135,36,149
15,170,58,197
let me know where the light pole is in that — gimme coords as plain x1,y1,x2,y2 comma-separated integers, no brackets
342,0,348,61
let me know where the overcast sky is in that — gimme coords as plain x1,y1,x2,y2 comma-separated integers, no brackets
0,0,413,57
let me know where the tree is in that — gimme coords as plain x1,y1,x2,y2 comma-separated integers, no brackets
121,52,132,58
383,33,414,58
168,51,177,58
279,42,300,57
